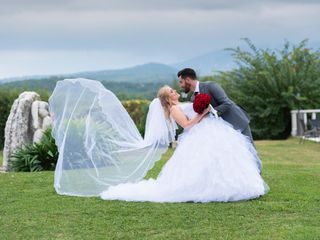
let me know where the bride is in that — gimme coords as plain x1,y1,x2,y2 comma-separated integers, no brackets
49,78,268,202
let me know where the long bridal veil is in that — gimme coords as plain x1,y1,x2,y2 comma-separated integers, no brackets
48,78,177,196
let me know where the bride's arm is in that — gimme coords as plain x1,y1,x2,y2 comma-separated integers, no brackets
170,105,209,129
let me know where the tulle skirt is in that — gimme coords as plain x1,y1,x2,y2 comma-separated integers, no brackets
100,115,269,202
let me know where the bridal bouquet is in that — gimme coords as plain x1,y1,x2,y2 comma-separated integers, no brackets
193,93,218,117
193,93,211,114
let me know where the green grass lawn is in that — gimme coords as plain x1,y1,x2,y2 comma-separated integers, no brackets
0,138,319,239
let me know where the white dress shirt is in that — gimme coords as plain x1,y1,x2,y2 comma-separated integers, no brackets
194,81,200,94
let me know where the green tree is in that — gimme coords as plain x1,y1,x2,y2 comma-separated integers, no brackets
221,39,320,139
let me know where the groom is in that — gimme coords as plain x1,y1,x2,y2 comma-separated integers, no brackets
178,68,262,172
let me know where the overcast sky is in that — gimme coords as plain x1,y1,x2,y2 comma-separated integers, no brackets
0,0,319,78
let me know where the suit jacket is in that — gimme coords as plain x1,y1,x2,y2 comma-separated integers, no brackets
192,81,250,131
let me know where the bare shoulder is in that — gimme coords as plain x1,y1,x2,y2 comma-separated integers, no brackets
170,105,180,113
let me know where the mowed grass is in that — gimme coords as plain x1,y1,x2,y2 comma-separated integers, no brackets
0,139,319,239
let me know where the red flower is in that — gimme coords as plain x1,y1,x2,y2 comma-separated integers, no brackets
193,93,212,114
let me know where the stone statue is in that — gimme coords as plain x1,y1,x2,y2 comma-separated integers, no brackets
31,100,52,143
2,91,52,171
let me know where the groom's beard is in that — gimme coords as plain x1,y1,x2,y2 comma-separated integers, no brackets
184,86,191,93
183,83,191,93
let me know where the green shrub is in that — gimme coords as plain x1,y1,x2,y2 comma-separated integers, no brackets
9,128,58,172
122,100,150,137
55,117,116,170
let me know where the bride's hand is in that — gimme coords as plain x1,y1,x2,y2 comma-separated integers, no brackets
198,107,210,123
202,106,210,116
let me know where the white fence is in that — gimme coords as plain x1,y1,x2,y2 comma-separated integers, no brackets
291,109,320,136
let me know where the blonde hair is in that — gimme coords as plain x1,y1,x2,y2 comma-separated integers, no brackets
157,85,171,119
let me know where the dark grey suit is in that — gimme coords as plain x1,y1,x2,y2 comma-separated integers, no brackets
192,81,262,172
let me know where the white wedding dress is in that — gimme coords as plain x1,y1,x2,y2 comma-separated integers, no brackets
49,78,268,202
100,102,268,202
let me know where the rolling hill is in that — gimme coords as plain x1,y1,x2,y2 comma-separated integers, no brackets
0,63,178,85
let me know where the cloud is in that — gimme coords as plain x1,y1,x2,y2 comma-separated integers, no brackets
0,0,319,77
1,0,320,12
1,3,319,50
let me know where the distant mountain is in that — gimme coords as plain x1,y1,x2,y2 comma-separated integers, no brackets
0,50,238,85
0,63,179,100
0,63,178,84
2,42,318,84
70,62,178,83
0,74,55,84
172,50,235,76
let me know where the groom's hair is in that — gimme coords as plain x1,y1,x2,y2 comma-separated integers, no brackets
177,68,197,80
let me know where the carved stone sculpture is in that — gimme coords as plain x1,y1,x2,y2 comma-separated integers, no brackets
2,92,52,171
